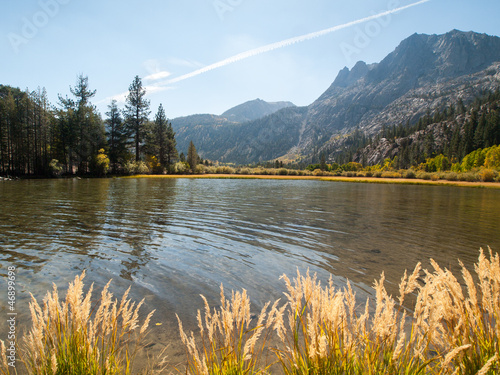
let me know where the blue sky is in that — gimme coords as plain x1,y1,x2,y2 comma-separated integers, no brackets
1,0,500,119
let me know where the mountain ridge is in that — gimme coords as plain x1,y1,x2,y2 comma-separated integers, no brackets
221,98,295,123
173,30,500,164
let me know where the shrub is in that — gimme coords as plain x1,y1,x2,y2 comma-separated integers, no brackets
194,164,207,174
238,168,251,175
342,162,363,172
365,171,373,177
124,161,151,175
312,169,324,176
205,166,217,174
404,170,416,179
381,171,402,178
278,168,289,176
91,149,110,176
430,173,440,181
460,172,480,182
416,171,431,180
478,168,497,182
49,159,63,177
215,166,235,174
444,172,458,181
374,171,383,178
146,155,162,175
306,164,321,171
173,161,189,174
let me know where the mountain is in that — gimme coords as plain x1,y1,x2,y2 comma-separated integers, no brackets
171,99,295,157
221,99,295,123
295,30,500,160
174,30,500,164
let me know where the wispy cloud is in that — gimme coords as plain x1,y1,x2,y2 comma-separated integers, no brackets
159,0,430,85
144,71,171,81
99,0,430,107
97,91,128,106
144,85,173,95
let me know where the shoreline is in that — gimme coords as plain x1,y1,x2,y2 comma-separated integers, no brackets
122,174,500,189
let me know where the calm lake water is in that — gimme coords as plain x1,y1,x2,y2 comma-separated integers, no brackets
1,177,499,363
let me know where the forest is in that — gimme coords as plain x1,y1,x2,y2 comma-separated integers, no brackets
0,75,178,177
328,90,500,169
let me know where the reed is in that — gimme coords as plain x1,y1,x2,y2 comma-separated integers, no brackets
10,271,155,375
273,249,500,374
2,249,500,374
176,284,278,375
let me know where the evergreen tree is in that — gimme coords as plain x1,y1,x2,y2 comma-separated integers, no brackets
187,140,198,171
473,112,487,149
450,123,461,160
124,76,150,162
484,110,500,147
105,100,128,173
320,153,327,171
58,75,104,174
457,98,466,115
165,121,178,170
145,104,178,173
461,110,478,158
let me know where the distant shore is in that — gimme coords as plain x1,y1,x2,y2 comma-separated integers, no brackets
122,174,500,189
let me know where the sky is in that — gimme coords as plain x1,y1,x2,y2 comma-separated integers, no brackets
1,0,500,119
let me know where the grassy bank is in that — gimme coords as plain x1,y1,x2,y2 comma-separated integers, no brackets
122,173,500,189
2,249,500,374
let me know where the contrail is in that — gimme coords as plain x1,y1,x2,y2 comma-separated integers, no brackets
161,0,430,85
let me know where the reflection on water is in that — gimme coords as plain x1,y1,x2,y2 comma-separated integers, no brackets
0,178,499,358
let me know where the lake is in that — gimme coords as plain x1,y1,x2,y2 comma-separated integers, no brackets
1,177,499,364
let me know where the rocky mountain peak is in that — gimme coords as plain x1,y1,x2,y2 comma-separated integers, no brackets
172,30,500,165
332,61,371,88
221,98,295,123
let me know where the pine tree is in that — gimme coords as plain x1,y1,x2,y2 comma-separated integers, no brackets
187,140,198,171
320,153,326,171
450,123,461,160
145,104,178,173
105,100,128,173
473,112,487,149
165,121,178,170
58,75,104,174
124,76,150,162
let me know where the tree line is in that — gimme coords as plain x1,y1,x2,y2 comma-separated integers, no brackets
324,89,500,170
0,75,187,177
